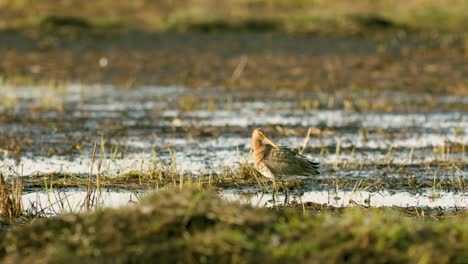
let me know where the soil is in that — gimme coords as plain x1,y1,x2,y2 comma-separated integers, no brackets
1,29,467,96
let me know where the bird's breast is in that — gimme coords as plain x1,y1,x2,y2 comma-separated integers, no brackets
256,161,275,180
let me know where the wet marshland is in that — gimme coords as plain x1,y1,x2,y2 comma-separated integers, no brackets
0,84,466,213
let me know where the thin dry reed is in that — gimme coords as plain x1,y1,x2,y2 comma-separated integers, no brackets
0,172,23,221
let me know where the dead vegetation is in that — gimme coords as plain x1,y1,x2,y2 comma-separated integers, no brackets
0,172,23,222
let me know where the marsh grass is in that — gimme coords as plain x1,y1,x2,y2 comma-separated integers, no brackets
0,81,67,115
0,188,466,263
0,172,23,222
17,159,466,197
6,125,464,195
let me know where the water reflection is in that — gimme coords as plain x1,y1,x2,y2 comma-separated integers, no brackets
21,188,467,216
221,189,467,208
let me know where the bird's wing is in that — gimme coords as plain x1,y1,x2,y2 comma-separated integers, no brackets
263,145,320,177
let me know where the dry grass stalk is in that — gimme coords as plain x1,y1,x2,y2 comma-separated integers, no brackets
0,171,23,220
85,142,98,212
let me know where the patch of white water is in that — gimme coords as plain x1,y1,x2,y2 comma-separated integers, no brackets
21,188,467,216
22,189,142,216
221,189,468,208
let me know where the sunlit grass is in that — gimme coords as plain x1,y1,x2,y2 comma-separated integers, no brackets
1,0,468,33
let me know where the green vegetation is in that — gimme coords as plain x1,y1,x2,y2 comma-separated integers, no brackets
1,0,468,33
0,189,466,263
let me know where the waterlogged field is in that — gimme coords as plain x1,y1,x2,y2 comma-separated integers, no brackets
0,84,466,215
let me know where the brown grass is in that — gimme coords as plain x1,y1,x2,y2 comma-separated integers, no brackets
1,0,468,32
0,172,23,222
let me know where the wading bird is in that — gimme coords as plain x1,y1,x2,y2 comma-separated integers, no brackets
252,128,320,203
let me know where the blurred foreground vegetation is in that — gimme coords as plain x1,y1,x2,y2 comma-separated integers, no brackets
1,189,466,263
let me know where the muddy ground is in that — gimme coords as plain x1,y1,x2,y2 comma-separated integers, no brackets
1,29,467,96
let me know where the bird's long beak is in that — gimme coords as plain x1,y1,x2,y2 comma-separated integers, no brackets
263,136,279,149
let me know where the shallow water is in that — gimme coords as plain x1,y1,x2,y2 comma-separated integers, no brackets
22,189,142,216
221,189,467,208
21,188,467,216
0,84,467,181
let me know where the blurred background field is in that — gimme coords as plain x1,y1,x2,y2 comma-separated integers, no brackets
2,32,467,95
0,0,467,94
1,0,468,32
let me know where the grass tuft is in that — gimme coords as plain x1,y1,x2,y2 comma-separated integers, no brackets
0,172,23,222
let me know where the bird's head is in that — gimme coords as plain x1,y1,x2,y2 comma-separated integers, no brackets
252,128,279,149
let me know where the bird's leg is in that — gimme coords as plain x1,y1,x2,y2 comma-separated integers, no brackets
272,180,277,207
281,179,289,205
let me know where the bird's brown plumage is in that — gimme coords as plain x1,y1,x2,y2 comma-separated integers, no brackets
252,128,320,180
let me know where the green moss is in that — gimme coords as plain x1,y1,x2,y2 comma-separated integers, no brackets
0,189,466,263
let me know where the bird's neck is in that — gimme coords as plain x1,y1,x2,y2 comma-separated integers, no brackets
252,139,265,163
252,138,264,151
